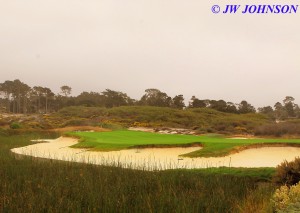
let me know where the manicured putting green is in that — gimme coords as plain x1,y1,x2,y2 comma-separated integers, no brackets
68,130,300,157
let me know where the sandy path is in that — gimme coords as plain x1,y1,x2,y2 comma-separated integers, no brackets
11,137,300,170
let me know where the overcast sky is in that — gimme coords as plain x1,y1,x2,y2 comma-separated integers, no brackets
0,0,299,107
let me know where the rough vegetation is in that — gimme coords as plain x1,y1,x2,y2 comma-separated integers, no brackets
2,104,300,137
271,158,300,212
255,121,300,137
57,106,269,135
271,181,300,212
273,157,300,186
0,105,271,134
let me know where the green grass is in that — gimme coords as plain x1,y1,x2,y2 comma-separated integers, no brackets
0,131,275,212
68,130,300,157
68,130,203,151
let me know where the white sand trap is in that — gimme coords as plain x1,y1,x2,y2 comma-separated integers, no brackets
11,137,300,170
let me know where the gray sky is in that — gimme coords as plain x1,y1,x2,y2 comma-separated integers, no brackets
1,0,299,107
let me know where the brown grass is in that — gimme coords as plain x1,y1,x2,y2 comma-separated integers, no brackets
50,126,111,132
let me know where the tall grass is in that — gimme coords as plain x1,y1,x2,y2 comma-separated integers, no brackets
0,131,274,212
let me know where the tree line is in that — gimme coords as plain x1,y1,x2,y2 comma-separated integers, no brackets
0,79,299,119
258,96,300,120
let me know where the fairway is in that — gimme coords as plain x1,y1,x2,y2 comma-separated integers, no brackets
68,130,300,157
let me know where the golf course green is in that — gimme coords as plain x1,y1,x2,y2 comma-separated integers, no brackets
67,130,300,157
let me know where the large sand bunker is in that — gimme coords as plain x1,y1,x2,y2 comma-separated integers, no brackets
11,137,300,170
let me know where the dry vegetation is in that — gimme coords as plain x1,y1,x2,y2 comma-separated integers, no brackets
255,122,300,137
50,126,110,132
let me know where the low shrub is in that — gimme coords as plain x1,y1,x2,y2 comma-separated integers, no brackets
255,122,300,137
61,119,98,128
271,181,300,212
98,122,125,130
273,158,300,186
10,122,21,129
25,121,43,129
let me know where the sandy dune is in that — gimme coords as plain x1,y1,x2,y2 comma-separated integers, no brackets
11,137,300,170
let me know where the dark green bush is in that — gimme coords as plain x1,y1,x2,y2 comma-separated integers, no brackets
10,122,21,129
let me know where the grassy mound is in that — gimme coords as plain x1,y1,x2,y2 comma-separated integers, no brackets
53,106,270,134
0,106,270,134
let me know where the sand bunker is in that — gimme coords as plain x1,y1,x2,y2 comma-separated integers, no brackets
11,137,300,170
